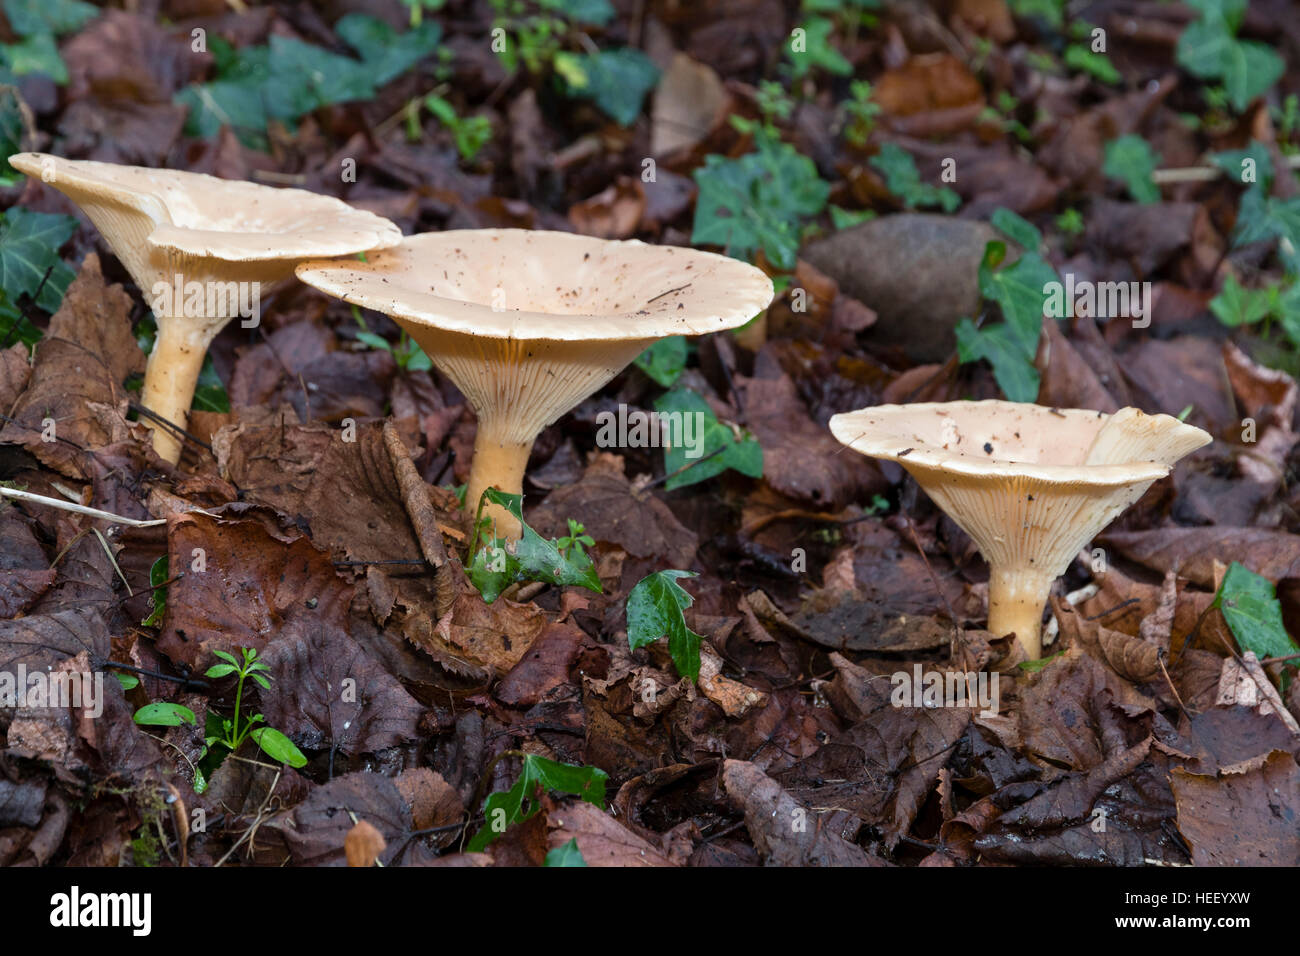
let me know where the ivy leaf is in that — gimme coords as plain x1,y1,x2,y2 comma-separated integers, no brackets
870,143,960,212
1102,135,1160,204
250,726,308,768
1210,140,1273,189
1221,40,1283,112
133,702,197,727
787,17,852,78
544,837,588,866
1234,189,1300,274
0,87,29,186
627,569,703,680
0,32,67,84
554,49,658,126
633,336,688,387
691,133,828,270
955,318,1041,402
335,15,442,85
469,489,602,604
191,356,230,413
539,0,614,25
990,207,1042,252
1209,275,1272,327
467,755,608,851
3,0,96,37
653,386,763,490
977,243,1057,352
1212,562,1300,660
141,556,169,628
0,207,78,309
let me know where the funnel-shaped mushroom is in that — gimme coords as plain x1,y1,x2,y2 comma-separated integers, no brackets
297,229,773,539
9,153,401,463
829,401,1211,658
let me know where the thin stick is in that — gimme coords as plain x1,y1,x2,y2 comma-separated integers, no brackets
0,486,168,527
1152,153,1300,184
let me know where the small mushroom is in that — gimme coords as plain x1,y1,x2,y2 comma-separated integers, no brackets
8,153,401,463
829,401,1211,658
296,229,773,539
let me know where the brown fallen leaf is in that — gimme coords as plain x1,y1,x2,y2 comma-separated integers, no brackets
345,819,386,867
1171,750,1300,866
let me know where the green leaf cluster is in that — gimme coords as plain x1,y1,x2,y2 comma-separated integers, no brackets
468,489,602,603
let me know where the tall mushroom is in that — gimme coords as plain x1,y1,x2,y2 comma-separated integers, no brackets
829,401,1211,658
297,229,773,539
8,153,402,463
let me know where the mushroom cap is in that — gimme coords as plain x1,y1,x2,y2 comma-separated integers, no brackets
829,400,1210,486
8,152,401,262
293,229,775,340
829,400,1211,577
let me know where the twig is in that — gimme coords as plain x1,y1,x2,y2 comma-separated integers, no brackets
0,486,168,527
1152,154,1300,184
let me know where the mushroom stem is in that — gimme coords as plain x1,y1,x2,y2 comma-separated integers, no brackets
141,318,219,464
987,566,1054,660
466,420,533,541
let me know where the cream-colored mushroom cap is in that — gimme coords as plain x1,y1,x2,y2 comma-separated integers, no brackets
297,229,775,538
8,152,402,464
829,400,1211,658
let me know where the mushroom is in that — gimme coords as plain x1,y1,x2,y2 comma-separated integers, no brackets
829,401,1211,658
8,152,401,463
296,229,773,539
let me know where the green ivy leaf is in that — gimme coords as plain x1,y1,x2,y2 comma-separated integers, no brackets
870,143,960,212
1102,135,1161,204
787,17,852,78
1064,44,1120,84
539,0,614,25
627,569,703,680
0,86,28,187
469,489,602,603
633,336,688,387
691,133,828,270
955,318,1041,402
468,754,607,851
990,207,1042,252
1212,562,1300,660
191,356,230,413
1221,40,1283,112
544,837,588,866
1234,189,1300,274
335,15,442,85
0,206,78,310
250,726,308,768
3,0,96,37
133,702,197,727
1209,275,1272,327
653,386,763,490
1210,140,1273,189
554,48,659,127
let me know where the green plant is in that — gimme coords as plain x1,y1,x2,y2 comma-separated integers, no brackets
1213,562,1299,662
955,208,1061,401
553,48,659,126
786,16,852,79
0,0,97,85
633,336,688,387
1209,274,1300,343
1064,21,1120,84
842,80,881,148
1102,135,1161,204
870,143,960,212
195,648,307,790
653,386,764,490
1055,208,1085,237
627,569,704,680
692,129,829,270
420,94,493,162
468,489,602,603
468,752,608,851
355,319,433,372
1176,0,1283,112
400,0,445,27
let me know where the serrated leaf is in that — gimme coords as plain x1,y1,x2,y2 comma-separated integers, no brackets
633,336,688,387
1212,562,1300,660
468,754,607,851
653,386,763,490
469,489,602,603
627,569,703,680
